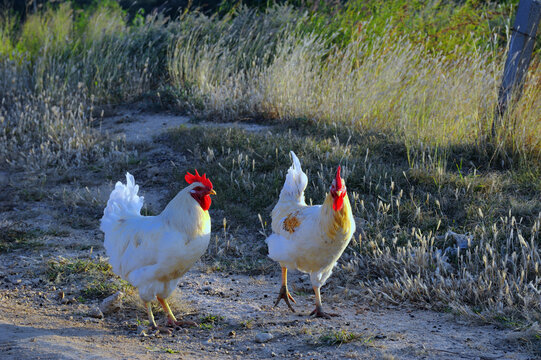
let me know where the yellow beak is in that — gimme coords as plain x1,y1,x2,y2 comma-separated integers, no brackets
209,189,217,196
335,190,342,197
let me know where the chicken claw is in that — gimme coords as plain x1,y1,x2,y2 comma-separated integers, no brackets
157,296,197,329
309,286,338,319
150,325,173,334
274,284,297,312
167,319,198,328
309,305,338,319
273,267,296,312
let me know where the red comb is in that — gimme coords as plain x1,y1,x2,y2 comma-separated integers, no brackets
335,166,343,188
185,169,213,189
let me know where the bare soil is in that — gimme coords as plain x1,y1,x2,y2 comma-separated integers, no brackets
0,108,535,359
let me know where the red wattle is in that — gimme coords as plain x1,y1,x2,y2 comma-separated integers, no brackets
332,196,344,211
199,195,212,211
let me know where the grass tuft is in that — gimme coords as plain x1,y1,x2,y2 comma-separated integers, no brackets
315,329,373,347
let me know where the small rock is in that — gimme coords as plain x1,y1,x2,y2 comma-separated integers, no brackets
99,291,123,314
255,332,273,343
137,325,147,337
228,330,236,337
61,297,77,305
8,277,22,285
89,307,104,319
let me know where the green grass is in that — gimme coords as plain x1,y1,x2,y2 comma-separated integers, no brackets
199,314,224,330
315,329,373,347
47,256,133,301
145,346,181,354
0,226,44,253
296,0,521,57
47,257,112,282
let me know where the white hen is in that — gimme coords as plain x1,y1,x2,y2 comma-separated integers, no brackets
100,171,215,329
266,152,355,318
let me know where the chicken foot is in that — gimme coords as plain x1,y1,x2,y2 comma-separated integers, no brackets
274,267,296,312
145,302,172,333
309,286,338,319
156,296,197,328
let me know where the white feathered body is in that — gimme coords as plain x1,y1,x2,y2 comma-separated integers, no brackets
100,174,211,302
267,153,355,288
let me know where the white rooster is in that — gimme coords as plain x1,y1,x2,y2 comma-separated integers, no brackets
100,170,216,329
266,152,355,318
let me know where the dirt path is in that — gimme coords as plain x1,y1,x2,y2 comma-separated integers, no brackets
0,109,534,359
0,266,530,360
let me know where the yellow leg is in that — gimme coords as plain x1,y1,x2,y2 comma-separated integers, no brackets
310,286,338,319
314,286,323,309
157,296,177,323
273,267,296,312
145,302,157,329
157,296,197,328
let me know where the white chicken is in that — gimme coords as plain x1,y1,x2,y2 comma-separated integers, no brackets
266,152,355,318
100,170,216,329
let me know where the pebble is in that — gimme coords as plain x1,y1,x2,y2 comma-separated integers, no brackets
88,306,104,319
60,296,77,305
99,291,123,314
255,332,274,343
137,325,147,337
8,277,22,284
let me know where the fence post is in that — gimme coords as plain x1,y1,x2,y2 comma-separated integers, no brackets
493,0,541,136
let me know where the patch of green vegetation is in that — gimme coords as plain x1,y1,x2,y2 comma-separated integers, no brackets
0,226,44,253
493,315,524,329
47,257,112,283
199,314,224,330
298,0,520,57
19,188,47,202
44,228,71,237
202,257,274,275
61,216,98,230
315,329,373,347
145,346,180,354
47,257,132,300
240,319,254,329
82,279,131,301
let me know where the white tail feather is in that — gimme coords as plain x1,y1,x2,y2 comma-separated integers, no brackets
278,151,308,205
100,172,144,234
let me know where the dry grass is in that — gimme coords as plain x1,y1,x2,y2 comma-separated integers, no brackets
0,3,170,173
166,125,540,338
168,6,541,166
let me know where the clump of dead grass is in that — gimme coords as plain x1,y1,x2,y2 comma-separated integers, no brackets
0,3,170,173
168,6,540,165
